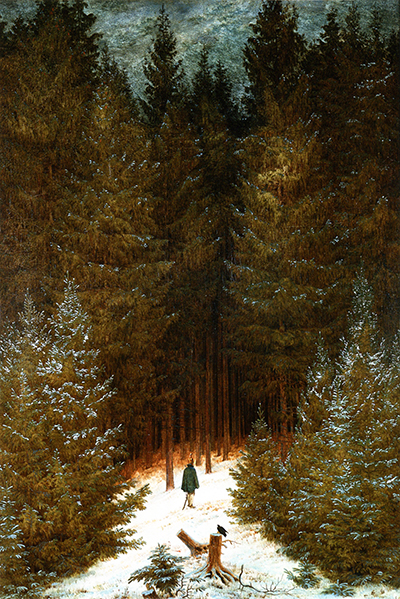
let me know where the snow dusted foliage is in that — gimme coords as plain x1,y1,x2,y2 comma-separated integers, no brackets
0,297,55,594
0,294,49,415
292,333,334,438
286,271,400,585
0,485,33,598
228,408,288,540
128,543,184,596
0,280,150,594
230,271,400,588
283,334,338,555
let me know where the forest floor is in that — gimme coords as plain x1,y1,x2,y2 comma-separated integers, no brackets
45,451,400,599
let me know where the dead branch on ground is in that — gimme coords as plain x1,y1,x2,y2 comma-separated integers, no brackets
238,565,295,595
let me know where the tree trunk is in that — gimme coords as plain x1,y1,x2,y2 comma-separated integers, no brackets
177,529,208,556
222,353,230,460
179,394,186,460
216,338,223,457
191,534,238,585
205,336,212,473
279,377,289,460
165,403,174,491
194,342,202,465
145,417,153,469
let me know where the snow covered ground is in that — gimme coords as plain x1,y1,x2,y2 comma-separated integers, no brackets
46,453,400,599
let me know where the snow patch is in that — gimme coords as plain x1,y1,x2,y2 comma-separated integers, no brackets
45,456,400,599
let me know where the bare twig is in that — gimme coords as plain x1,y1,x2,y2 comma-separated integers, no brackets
176,576,193,599
222,539,239,547
238,565,295,596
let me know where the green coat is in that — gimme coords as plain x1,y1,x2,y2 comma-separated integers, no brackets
181,464,199,493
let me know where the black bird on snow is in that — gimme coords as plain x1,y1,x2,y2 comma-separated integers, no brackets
217,525,228,537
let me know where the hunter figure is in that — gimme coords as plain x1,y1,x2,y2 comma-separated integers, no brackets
181,457,199,508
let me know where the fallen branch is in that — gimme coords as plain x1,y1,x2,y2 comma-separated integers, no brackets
177,529,209,557
238,566,295,595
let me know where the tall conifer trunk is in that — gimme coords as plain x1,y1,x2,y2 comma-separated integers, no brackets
165,403,174,491
179,394,186,460
205,337,212,473
279,377,289,459
145,418,153,469
194,377,202,464
222,353,230,460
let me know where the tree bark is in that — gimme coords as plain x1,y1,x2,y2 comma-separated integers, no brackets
145,417,153,469
165,403,174,491
194,342,202,465
279,377,289,460
191,534,238,585
205,337,212,474
222,353,230,460
177,529,208,556
179,394,186,460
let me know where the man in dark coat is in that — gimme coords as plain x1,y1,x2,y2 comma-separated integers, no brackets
181,458,199,508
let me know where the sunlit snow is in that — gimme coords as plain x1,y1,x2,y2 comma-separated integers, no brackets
45,453,400,599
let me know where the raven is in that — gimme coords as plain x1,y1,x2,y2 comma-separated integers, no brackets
217,525,228,537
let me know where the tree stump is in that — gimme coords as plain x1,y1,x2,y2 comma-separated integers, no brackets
190,533,238,585
177,529,209,557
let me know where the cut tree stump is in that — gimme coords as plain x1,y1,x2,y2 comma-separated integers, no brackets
177,529,209,557
190,533,238,585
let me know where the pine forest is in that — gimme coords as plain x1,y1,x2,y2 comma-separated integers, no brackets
0,0,399,594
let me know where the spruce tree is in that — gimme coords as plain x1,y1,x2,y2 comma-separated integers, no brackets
141,5,185,127
243,0,306,126
231,91,321,446
53,56,161,457
0,297,55,593
0,294,49,422
315,274,400,584
179,100,245,460
189,46,215,129
139,14,200,473
213,60,241,134
37,279,150,574
228,409,288,540
282,336,341,555
0,283,150,587
129,544,184,596
286,272,400,584
303,4,400,340
0,0,101,321
188,46,240,134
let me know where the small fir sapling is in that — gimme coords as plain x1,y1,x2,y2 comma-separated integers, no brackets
128,544,184,596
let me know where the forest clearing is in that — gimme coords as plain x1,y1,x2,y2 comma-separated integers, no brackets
45,453,400,599
0,0,398,596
